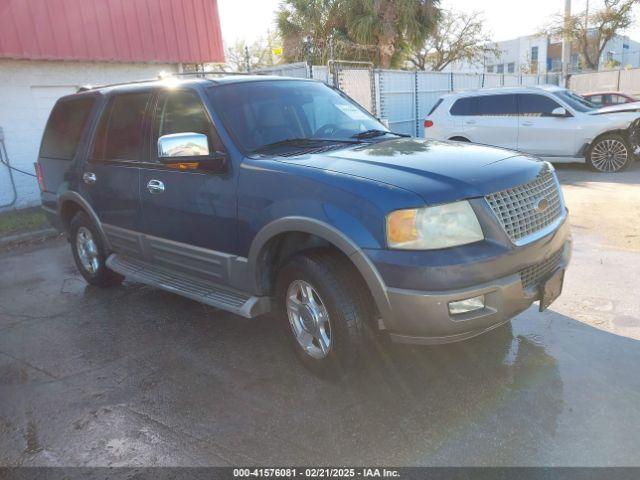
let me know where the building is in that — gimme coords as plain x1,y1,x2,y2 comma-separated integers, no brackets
0,0,224,211
442,33,640,76
483,33,640,75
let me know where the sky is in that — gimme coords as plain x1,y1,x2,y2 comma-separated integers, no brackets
217,0,640,48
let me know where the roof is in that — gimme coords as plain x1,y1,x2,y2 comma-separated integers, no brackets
76,74,316,94
442,85,566,98
0,0,224,64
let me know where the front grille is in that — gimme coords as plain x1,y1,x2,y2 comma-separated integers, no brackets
485,167,563,243
520,249,563,289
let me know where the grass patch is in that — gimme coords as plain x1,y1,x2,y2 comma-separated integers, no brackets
0,207,49,236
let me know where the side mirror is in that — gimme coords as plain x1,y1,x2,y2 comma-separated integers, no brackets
157,132,227,172
551,107,569,117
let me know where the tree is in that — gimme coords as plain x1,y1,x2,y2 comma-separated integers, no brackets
276,0,343,63
408,8,499,71
546,0,638,71
225,32,281,72
276,0,440,68
345,0,440,68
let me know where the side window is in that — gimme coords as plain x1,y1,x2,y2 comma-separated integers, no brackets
40,97,95,160
155,90,225,159
477,94,517,116
588,95,603,106
93,91,151,161
450,97,476,116
518,94,562,117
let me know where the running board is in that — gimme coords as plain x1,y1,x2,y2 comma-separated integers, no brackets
106,254,271,318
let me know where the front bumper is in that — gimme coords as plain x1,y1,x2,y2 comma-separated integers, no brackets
365,219,572,345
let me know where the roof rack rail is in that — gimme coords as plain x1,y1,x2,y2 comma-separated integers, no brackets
76,70,267,92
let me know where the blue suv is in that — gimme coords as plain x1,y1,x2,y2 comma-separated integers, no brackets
37,75,571,375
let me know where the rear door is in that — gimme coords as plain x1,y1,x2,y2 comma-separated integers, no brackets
461,94,519,150
516,93,577,157
81,90,152,254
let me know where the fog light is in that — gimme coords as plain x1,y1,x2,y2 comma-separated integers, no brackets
448,295,485,315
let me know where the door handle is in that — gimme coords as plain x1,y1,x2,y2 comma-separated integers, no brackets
146,179,165,194
82,172,96,185
522,121,534,126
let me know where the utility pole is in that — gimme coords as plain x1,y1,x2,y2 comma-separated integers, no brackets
244,45,251,73
562,0,572,83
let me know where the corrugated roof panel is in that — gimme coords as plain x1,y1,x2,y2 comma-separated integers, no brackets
0,0,224,63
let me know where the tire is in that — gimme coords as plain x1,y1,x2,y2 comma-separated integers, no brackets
69,212,123,287
587,133,633,172
275,249,375,378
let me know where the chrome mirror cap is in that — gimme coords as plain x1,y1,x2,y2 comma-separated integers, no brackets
158,132,209,158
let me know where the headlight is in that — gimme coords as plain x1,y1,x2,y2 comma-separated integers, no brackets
386,200,484,250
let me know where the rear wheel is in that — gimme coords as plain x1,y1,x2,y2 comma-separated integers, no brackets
276,249,375,378
587,134,633,172
69,212,123,287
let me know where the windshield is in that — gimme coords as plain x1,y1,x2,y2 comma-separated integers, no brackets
552,89,598,113
207,80,387,153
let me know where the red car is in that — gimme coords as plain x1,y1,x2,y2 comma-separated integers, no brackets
583,91,637,107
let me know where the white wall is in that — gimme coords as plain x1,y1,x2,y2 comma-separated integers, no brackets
0,59,179,211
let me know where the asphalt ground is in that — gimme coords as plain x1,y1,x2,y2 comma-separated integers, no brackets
0,162,639,467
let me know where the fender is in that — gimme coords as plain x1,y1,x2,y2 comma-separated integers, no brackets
57,191,112,251
247,216,393,325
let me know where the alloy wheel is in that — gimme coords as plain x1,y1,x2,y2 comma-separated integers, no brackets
286,280,332,359
590,139,628,172
76,226,100,274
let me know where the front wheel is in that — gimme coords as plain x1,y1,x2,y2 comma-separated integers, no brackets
276,249,375,378
587,134,633,172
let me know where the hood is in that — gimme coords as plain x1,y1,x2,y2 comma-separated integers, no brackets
591,102,640,114
276,138,547,204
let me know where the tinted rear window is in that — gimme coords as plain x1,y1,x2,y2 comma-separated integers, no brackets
450,97,475,116
40,97,95,160
477,94,517,116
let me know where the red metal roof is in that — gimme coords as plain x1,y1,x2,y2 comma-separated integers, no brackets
0,0,224,64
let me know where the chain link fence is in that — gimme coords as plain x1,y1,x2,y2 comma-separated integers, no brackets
258,63,562,137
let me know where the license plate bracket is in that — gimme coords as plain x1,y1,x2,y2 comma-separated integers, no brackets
539,268,564,312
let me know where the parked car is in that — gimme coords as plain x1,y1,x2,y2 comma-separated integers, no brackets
424,85,640,172
582,91,637,107
37,75,571,376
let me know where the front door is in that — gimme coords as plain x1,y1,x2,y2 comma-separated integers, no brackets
138,88,238,283
516,94,577,157
80,90,152,256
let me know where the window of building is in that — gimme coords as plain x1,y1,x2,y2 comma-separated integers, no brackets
93,92,152,161
40,97,95,160
497,64,504,73
487,65,494,73
507,62,515,73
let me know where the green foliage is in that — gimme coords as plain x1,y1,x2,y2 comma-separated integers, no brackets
276,0,440,68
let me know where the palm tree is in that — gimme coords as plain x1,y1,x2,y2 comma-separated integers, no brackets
343,0,439,68
276,0,439,68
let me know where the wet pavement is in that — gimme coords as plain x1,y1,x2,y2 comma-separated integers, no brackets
1,165,639,466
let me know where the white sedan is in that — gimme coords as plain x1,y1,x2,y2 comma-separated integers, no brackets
424,85,640,172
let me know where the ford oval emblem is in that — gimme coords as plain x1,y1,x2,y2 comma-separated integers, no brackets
535,197,549,213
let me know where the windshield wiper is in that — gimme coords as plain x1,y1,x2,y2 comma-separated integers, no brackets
251,137,359,154
350,129,410,140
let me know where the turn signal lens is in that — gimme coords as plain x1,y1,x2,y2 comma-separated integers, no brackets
386,209,419,245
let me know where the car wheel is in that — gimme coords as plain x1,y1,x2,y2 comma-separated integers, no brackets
69,212,123,287
587,134,633,172
276,249,375,378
